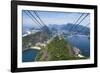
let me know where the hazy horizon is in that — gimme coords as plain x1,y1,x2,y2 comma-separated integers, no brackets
22,10,90,29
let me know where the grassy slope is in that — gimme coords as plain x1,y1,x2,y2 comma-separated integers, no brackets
36,36,87,61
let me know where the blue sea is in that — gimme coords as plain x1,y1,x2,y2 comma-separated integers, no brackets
67,35,90,57
22,49,39,62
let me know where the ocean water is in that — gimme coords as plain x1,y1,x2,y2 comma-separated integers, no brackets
67,35,90,57
22,49,39,62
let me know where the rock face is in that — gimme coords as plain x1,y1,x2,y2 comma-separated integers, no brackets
36,36,84,61
73,47,81,57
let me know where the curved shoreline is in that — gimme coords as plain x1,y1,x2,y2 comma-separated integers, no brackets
30,46,41,50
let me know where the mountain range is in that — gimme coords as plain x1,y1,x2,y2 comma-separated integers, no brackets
23,23,90,35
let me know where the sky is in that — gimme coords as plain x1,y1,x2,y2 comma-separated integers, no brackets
22,10,90,28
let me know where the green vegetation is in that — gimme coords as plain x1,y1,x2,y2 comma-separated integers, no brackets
22,31,87,61
22,32,49,51
36,36,86,61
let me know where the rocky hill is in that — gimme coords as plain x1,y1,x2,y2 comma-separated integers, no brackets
36,36,86,61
